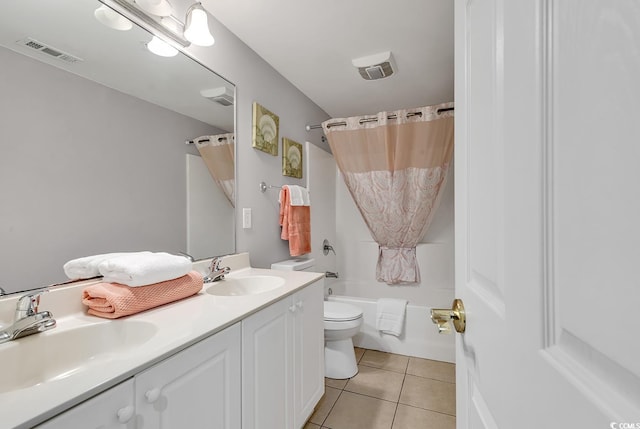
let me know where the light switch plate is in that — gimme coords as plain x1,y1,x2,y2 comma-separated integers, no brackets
242,208,252,229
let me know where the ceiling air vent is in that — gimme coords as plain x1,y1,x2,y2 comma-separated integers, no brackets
200,87,234,107
352,51,396,81
16,37,83,64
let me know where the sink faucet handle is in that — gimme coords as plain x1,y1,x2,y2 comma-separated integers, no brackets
15,289,48,319
209,256,222,272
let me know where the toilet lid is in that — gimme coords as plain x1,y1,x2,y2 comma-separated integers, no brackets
324,301,363,321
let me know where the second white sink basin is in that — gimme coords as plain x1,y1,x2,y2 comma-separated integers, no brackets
206,275,285,296
0,319,157,394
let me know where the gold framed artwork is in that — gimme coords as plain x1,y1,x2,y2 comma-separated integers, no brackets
252,102,279,156
282,138,303,179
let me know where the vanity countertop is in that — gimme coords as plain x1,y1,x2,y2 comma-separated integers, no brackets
0,253,324,429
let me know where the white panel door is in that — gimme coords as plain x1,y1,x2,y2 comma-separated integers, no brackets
293,280,325,428
242,297,294,429
454,0,508,426
135,323,241,429
34,379,135,429
455,0,640,427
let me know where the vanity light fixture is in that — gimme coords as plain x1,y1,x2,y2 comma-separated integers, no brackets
184,3,214,46
101,0,189,47
94,4,133,31
135,0,173,17
99,0,215,49
159,15,183,35
147,36,179,57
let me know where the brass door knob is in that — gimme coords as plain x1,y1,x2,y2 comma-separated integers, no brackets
430,299,466,334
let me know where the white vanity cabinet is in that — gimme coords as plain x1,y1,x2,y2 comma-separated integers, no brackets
241,279,324,429
34,379,136,429
28,274,324,429
292,280,325,428
35,323,241,429
135,322,241,428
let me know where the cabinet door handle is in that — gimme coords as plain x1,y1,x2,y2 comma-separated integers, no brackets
296,301,303,310
145,388,161,403
116,405,135,423
288,304,296,313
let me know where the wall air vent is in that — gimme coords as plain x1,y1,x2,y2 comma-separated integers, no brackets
16,37,83,64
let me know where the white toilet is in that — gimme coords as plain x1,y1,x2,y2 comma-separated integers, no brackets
270,258,364,380
323,300,363,379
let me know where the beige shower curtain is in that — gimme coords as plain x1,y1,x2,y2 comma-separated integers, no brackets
322,103,454,284
194,134,235,207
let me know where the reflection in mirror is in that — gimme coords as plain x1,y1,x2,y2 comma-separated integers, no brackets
0,0,235,295
192,134,235,207
186,134,235,259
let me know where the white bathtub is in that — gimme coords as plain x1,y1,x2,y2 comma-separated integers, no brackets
326,295,455,363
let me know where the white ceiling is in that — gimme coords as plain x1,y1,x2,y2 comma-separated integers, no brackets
204,0,454,119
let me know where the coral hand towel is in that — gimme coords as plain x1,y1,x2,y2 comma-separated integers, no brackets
279,186,311,256
82,271,203,319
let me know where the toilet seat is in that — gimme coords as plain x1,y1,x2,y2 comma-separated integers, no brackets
324,301,363,322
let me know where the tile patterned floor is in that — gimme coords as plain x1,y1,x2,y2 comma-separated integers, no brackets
304,348,456,429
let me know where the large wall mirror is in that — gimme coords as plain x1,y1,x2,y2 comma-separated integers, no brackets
0,0,235,295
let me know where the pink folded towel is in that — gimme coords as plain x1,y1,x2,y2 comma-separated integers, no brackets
82,271,203,319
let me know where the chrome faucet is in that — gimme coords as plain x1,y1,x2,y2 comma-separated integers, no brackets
0,289,56,344
203,257,231,283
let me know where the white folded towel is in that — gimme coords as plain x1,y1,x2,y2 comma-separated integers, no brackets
98,252,193,287
286,185,310,206
376,298,408,337
63,252,150,280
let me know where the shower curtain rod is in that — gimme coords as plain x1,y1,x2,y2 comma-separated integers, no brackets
185,136,229,145
305,106,455,131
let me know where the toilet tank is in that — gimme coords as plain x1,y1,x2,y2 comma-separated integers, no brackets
270,258,315,272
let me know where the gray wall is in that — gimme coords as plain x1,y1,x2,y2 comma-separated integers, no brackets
0,46,220,291
179,8,331,268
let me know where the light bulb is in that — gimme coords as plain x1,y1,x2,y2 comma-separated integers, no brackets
147,36,179,57
94,5,132,31
136,0,173,17
184,4,214,47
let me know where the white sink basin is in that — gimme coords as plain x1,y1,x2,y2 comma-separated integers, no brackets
206,275,285,296
0,320,157,393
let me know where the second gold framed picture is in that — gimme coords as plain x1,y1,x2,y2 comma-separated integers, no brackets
252,102,279,156
282,138,303,179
